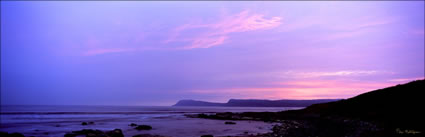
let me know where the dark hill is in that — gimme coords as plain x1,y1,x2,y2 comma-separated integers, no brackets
173,100,225,106
195,79,425,137
297,79,425,130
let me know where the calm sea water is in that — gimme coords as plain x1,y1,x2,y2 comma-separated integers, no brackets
0,105,302,137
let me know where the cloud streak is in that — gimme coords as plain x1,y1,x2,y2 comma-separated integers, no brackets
388,77,425,82
165,10,282,49
189,79,396,100
277,70,382,79
188,70,404,101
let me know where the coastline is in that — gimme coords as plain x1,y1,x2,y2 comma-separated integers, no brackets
191,80,425,137
0,106,289,137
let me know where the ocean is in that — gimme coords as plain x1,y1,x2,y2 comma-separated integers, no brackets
0,105,302,137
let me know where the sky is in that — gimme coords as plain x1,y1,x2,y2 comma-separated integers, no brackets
1,1,424,106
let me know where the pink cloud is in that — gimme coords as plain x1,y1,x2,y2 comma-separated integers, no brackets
181,36,228,49
189,79,398,100
165,10,282,49
278,70,382,79
197,71,420,100
213,70,388,83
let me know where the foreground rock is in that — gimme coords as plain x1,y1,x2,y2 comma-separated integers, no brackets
225,121,236,125
135,125,153,130
81,121,95,125
64,129,124,137
0,132,25,137
129,123,138,127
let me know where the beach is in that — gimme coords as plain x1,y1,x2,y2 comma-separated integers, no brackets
0,105,301,137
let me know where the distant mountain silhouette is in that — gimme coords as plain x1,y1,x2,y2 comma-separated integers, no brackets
194,79,425,137
173,100,225,106
173,99,340,107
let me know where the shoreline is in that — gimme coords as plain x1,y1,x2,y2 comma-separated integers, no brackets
190,112,383,137
0,111,278,137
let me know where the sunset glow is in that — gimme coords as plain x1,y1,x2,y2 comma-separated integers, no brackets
1,1,424,106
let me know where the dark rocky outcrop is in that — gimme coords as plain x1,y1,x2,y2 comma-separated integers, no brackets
129,123,138,127
0,132,25,137
64,129,124,137
200,135,213,137
105,129,124,137
81,121,95,126
224,121,236,125
135,125,152,130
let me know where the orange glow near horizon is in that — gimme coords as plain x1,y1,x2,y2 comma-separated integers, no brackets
189,78,423,102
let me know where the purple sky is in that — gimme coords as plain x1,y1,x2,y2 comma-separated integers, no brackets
1,1,424,106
